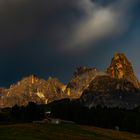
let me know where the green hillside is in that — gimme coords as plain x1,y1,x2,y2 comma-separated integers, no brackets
0,123,140,140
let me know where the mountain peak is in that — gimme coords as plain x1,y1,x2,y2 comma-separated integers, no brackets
73,66,97,77
107,53,140,88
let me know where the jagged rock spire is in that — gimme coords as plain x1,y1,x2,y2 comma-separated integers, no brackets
107,53,140,88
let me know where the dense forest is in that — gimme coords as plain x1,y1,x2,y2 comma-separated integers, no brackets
50,99,140,134
1,99,140,134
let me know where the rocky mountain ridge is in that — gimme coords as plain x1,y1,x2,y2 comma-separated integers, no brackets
0,53,140,108
0,75,68,108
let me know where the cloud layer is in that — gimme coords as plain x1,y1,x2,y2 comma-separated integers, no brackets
0,0,137,52
62,0,137,51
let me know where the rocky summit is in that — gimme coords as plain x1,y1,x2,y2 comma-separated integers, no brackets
107,53,140,88
80,53,140,109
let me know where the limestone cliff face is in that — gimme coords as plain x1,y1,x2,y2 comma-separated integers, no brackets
0,75,67,108
66,66,106,97
107,53,140,88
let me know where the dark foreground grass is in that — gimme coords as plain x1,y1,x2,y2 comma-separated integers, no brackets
0,123,140,140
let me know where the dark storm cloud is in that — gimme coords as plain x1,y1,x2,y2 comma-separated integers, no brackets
0,0,138,51
0,0,139,86
0,0,69,47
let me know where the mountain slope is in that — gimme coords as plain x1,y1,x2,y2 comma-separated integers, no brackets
80,75,140,109
80,53,140,109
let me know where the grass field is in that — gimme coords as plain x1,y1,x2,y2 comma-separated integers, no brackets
0,123,140,140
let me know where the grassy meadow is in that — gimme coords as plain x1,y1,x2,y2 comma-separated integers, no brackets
0,123,140,140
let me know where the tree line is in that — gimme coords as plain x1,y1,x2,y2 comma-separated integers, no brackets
50,100,140,134
1,100,140,134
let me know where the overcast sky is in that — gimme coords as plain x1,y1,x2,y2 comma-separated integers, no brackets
0,0,140,87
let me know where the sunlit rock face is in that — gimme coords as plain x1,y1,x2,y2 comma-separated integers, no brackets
107,53,140,88
66,66,107,98
0,75,67,108
0,88,5,94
